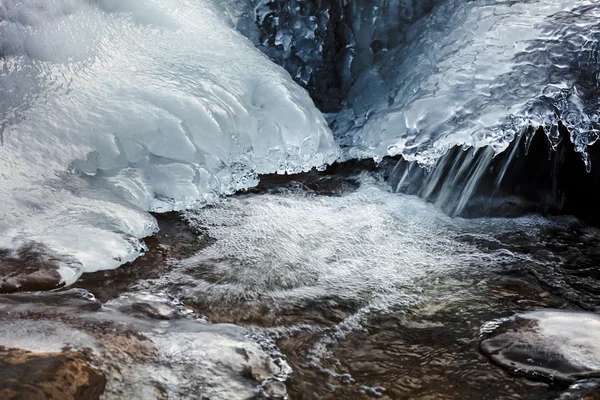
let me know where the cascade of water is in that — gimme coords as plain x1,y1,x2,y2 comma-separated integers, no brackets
389,123,600,224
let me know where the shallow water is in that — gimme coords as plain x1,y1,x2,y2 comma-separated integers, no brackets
1,169,600,398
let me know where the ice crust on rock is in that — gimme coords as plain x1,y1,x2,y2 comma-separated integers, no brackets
0,0,339,284
334,0,600,167
480,310,600,382
0,290,289,399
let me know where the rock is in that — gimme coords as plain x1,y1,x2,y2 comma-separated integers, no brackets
262,380,287,398
0,244,67,294
0,347,106,400
480,310,600,383
560,379,600,400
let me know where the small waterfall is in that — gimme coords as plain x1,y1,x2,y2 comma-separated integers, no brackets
388,124,600,224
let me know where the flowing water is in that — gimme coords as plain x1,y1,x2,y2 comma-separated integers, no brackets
1,0,600,398
32,168,596,399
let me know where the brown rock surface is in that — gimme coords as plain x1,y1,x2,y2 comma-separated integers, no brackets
0,347,106,400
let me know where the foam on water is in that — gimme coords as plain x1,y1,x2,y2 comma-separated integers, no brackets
334,0,599,167
175,176,478,309
0,0,339,284
149,176,567,374
164,176,559,317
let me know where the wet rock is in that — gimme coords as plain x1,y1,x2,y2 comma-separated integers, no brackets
0,347,106,400
0,291,289,400
0,244,67,293
75,212,207,302
480,310,600,383
560,379,600,400
262,380,287,398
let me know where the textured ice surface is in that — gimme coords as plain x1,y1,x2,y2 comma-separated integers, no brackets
0,290,288,399
250,0,439,110
0,0,339,283
0,319,97,353
335,0,599,167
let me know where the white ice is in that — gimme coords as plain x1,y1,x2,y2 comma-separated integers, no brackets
521,310,600,372
335,0,599,167
0,0,339,283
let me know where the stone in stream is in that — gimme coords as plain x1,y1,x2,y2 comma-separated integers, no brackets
0,244,67,293
0,347,106,400
480,310,600,383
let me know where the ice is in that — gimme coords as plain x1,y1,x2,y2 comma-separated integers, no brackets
0,290,289,399
481,310,600,382
334,0,599,167
0,0,339,284
0,319,98,353
249,0,439,110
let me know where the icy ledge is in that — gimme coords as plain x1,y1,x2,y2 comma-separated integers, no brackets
334,0,599,169
0,0,340,285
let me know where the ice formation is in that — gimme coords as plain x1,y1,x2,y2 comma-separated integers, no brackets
250,0,439,110
0,0,339,284
0,290,289,399
2,0,599,286
481,310,600,382
334,0,599,168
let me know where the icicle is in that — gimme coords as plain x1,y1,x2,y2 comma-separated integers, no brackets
524,126,535,156
548,125,562,151
582,149,592,173
493,133,521,190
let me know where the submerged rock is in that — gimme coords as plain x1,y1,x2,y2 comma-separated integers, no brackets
560,379,600,400
480,310,600,383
